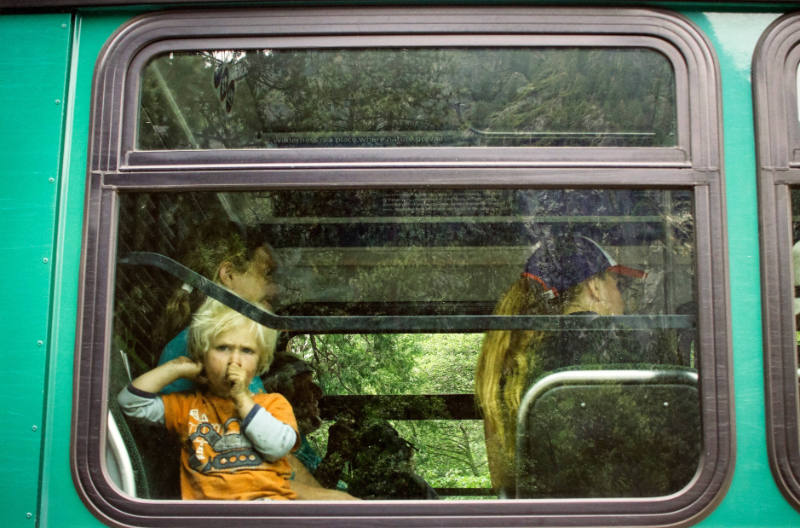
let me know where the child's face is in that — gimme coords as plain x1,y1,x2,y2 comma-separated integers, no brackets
203,323,262,398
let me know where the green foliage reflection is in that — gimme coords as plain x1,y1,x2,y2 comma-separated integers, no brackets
290,333,491,492
139,48,676,149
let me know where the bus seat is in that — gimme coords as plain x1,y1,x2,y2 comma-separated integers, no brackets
515,367,700,498
106,408,137,495
110,302,182,498
106,345,154,498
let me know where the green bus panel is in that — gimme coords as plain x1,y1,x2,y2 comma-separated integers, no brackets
689,10,797,527
0,13,72,527
34,10,136,528
12,4,800,528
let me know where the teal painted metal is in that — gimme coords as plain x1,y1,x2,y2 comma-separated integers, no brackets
5,3,800,527
686,11,800,527
34,11,136,528
0,13,73,527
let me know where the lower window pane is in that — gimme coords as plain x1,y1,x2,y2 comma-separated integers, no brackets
109,187,699,500
790,188,800,451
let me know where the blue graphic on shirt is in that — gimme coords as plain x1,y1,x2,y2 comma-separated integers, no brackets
187,417,265,473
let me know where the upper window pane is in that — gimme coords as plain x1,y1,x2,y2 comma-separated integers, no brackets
137,48,676,150
793,63,800,130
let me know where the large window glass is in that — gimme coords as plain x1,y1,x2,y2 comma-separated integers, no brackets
111,188,697,500
75,7,730,527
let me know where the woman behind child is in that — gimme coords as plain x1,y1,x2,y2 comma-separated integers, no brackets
119,299,300,501
156,225,278,395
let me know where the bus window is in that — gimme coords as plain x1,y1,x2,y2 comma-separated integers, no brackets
73,7,731,527
755,13,800,512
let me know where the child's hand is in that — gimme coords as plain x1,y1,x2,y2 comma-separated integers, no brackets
225,363,256,419
169,356,203,380
226,363,249,398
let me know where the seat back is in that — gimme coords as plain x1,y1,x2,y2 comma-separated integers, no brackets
107,312,182,499
106,345,152,497
515,367,700,498
106,408,137,496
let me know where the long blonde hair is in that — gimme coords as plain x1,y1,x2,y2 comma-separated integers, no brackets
475,276,584,491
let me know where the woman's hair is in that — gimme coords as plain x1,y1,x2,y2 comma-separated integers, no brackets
188,298,277,375
157,227,259,345
475,274,585,490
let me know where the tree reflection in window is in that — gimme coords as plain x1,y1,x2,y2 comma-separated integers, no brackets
138,48,676,149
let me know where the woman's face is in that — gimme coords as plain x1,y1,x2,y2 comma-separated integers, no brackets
595,272,625,315
227,246,279,307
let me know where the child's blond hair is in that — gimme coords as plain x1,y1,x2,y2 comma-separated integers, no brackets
188,298,277,375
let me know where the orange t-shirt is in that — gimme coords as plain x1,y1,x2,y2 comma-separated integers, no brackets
161,391,298,500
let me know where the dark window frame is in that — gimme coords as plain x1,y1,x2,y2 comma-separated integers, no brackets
123,34,689,166
73,7,733,527
754,12,800,512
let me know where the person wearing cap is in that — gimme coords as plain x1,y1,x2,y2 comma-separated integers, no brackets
475,235,649,495
262,352,357,500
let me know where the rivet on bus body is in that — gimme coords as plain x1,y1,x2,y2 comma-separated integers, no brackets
37,340,43,346
32,425,38,432
48,178,55,183
54,99,61,105
42,258,48,263
26,513,32,519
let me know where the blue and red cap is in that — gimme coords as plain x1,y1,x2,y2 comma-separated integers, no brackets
522,235,647,297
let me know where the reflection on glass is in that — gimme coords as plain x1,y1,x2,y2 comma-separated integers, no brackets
138,48,676,149
282,333,488,500
109,188,698,500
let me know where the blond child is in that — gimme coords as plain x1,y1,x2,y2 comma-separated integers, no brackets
118,299,299,500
